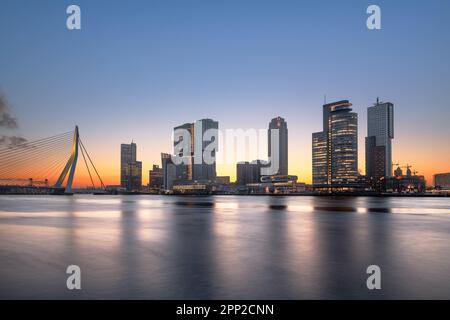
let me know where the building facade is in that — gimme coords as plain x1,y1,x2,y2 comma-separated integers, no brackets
365,99,394,186
120,142,142,191
193,118,218,181
173,118,218,183
434,172,450,190
149,164,163,189
268,116,288,176
236,160,263,185
215,176,230,184
385,166,426,193
173,122,194,181
161,153,176,191
312,100,359,191
312,131,327,186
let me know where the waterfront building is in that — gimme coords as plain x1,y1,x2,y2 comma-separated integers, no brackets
236,160,263,185
161,153,176,191
193,118,219,181
312,100,359,191
149,165,163,189
246,175,298,194
385,166,426,193
434,172,450,190
173,122,195,181
120,142,142,191
215,176,230,185
365,98,394,187
173,119,218,182
268,117,288,176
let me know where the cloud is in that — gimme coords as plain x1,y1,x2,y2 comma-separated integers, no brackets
0,135,28,148
0,93,19,129
0,92,28,148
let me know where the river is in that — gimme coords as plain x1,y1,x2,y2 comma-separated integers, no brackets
0,195,449,299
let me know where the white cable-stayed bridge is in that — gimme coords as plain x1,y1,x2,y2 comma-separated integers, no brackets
0,126,105,195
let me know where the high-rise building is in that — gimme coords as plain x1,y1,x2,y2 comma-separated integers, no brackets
120,142,142,191
120,143,136,183
173,119,218,182
365,98,394,184
312,131,327,186
268,116,288,176
236,160,263,185
312,100,358,191
173,122,194,181
193,118,219,181
161,153,176,190
149,165,163,189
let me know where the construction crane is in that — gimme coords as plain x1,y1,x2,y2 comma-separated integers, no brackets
0,178,49,186
392,163,421,177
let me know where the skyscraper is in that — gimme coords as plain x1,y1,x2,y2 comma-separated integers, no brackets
312,131,328,186
173,122,194,181
149,165,163,189
365,98,394,184
120,142,142,191
312,100,358,191
193,118,218,181
161,152,176,190
268,116,288,176
173,118,218,182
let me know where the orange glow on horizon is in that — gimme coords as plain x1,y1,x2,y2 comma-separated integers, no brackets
5,133,446,188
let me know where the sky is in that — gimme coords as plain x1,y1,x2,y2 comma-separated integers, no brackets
0,0,449,186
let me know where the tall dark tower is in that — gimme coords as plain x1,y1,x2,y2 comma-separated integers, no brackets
366,98,394,186
268,116,288,176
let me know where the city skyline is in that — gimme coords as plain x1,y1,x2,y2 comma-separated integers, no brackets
1,1,449,186
0,98,447,187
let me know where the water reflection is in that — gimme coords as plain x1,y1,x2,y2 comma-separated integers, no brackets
168,197,217,299
0,195,449,299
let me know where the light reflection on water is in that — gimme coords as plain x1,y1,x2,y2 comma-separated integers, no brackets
0,195,449,299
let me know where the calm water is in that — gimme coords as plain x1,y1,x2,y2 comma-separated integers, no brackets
0,195,449,299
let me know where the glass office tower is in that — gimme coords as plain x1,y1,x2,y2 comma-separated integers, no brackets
312,100,358,191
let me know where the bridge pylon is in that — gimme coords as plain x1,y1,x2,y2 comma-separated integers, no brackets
54,126,79,193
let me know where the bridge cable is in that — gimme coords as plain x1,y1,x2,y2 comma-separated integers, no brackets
79,138,105,189
79,140,96,189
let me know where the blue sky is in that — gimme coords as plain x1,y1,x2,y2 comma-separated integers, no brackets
1,0,449,183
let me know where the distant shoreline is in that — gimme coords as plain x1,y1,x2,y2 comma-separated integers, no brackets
162,193,450,198
1,192,449,198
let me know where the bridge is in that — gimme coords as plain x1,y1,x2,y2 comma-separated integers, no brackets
0,126,105,195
